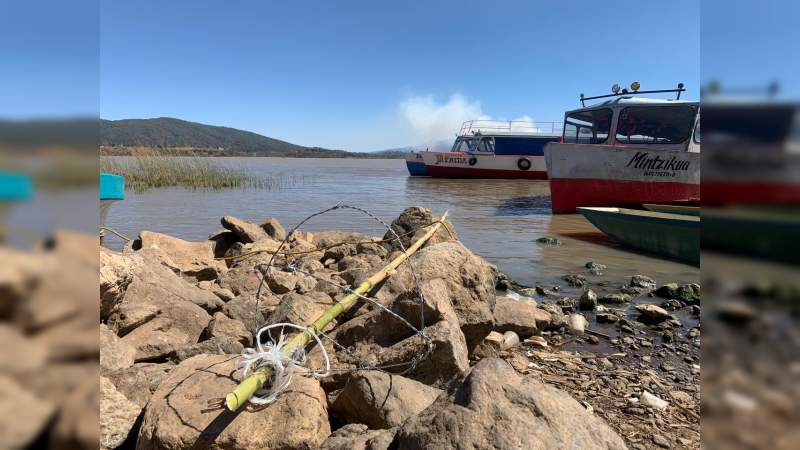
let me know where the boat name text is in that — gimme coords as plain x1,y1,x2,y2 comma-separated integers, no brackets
626,152,690,175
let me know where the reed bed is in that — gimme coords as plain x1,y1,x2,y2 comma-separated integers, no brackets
100,148,292,191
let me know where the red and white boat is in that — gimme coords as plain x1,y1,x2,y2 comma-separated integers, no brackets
544,83,700,213
419,120,561,179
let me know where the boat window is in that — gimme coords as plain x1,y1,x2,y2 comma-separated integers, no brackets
615,106,697,144
563,108,613,144
476,137,494,152
693,121,701,144
452,138,472,152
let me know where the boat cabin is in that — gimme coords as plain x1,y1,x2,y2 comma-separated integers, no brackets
563,84,700,153
451,120,562,157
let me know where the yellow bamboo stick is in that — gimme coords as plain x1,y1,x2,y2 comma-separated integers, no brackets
225,211,449,411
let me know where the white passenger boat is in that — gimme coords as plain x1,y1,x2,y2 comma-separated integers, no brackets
419,120,561,179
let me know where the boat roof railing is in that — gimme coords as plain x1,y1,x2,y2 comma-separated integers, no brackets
580,83,686,107
458,120,563,137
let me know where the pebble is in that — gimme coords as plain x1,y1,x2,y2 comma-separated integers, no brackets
652,434,671,448
640,390,669,410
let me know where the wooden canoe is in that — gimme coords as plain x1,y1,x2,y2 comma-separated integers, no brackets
578,207,700,264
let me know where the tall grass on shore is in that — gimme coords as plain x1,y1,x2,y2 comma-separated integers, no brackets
100,148,286,191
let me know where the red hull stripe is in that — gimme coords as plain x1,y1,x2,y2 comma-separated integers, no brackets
550,178,699,213
427,166,548,179
703,181,800,205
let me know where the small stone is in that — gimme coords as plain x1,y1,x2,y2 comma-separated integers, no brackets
585,261,606,275
568,313,588,335
562,274,587,287
524,335,548,348
640,390,669,410
652,434,671,448
599,293,631,304
630,275,657,290
634,304,673,324
536,236,562,245
587,335,599,345
579,289,598,311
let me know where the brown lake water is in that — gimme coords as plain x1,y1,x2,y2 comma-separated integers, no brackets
102,157,698,291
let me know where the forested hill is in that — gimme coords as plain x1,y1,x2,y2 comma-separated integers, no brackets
100,117,401,158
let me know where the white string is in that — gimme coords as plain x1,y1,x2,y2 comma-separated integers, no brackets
236,322,331,405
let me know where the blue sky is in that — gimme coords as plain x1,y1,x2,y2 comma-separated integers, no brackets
98,0,700,151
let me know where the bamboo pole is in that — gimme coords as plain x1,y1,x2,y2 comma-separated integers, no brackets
225,211,449,411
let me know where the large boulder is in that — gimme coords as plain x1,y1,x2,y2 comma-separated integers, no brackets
319,424,396,450
266,292,335,330
260,218,286,241
206,312,251,346
396,358,627,450
137,231,226,281
100,376,141,450
221,216,269,243
383,207,456,252
378,241,496,352
493,296,553,337
331,371,442,429
0,374,55,450
137,354,331,450
116,278,212,361
338,319,470,388
172,336,244,362
100,323,136,373
106,362,175,407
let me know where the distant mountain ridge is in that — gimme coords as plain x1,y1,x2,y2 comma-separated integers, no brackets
100,117,401,158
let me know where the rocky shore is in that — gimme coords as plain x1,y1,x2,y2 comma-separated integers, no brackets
92,206,699,449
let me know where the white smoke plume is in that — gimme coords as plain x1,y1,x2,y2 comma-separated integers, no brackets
398,94,490,144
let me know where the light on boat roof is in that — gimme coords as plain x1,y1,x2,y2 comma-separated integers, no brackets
611,84,621,94
631,81,641,92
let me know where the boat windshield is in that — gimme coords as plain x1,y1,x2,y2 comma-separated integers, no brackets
615,105,697,144
451,138,474,152
564,108,613,144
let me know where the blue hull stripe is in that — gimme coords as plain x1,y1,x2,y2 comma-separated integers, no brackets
406,161,430,176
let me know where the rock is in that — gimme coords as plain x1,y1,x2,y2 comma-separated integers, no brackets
221,293,280,330
536,236,562,245
634,304,674,324
116,277,212,361
331,371,442,429
579,289,598,311
265,269,316,295
0,324,47,376
396,358,627,449
206,312,252,346
340,319,470,388
483,331,505,350
598,292,631,304
0,247,42,318
556,297,576,313
106,363,175,407
378,241,496,353
585,261,606,275
137,354,330,450
260,217,286,240
652,434,671,448
313,231,369,262
319,424,396,450
100,376,141,450
568,313,588,335
629,274,657,290
562,274,586,287
493,295,552,338
596,312,620,324
221,215,269,243
501,330,520,350
267,292,335,331
137,231,226,281
716,301,757,323
218,264,263,297
677,283,701,304
640,390,669,410
524,335,548,348
50,372,100,450
383,207,457,252
208,229,239,258
106,302,160,336
0,374,55,450
172,335,244,362
100,323,136,373
539,303,567,329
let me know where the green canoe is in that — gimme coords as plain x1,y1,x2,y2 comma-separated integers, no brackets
578,207,700,264
702,207,800,265
642,203,700,216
